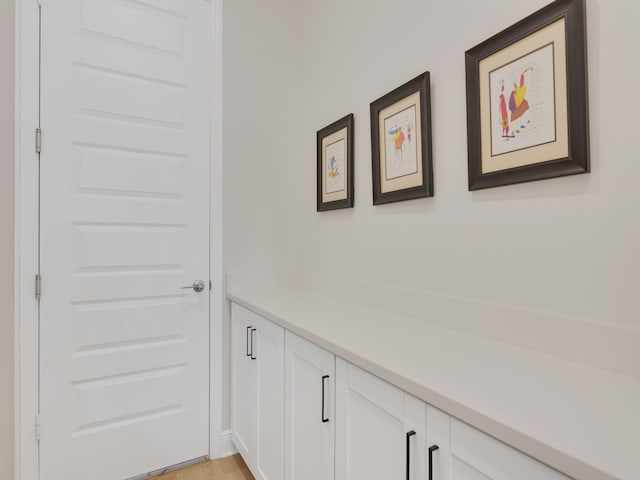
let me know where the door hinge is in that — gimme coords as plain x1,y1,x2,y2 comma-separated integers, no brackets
35,274,41,300
35,128,42,153
35,414,41,441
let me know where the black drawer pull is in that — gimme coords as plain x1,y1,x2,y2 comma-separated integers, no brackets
406,430,416,480
246,326,252,357
428,444,439,480
250,328,256,360
321,375,330,423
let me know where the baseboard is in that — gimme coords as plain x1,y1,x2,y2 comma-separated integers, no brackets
215,429,238,459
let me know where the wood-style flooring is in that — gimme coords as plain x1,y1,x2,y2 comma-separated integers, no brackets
149,455,254,480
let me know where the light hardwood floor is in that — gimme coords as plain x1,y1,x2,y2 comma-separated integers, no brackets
149,455,254,480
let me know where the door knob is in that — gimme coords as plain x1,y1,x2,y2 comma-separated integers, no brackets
182,279,206,293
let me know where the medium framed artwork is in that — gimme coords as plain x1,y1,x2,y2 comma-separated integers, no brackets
317,113,354,211
370,72,433,204
465,0,589,190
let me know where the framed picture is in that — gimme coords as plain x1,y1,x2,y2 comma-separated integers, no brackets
465,0,589,190
370,72,433,204
317,114,354,211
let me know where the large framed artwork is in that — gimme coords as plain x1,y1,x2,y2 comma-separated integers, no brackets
370,72,433,204
317,114,354,211
465,0,589,190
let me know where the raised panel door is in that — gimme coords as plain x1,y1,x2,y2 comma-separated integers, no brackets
39,1,211,478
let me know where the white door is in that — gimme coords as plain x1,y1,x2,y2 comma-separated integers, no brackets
284,332,335,480
39,1,211,479
335,359,425,480
231,304,258,466
254,314,285,480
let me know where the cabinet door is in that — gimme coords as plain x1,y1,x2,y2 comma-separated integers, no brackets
336,358,425,480
426,405,451,480
448,418,570,480
231,304,257,469
427,406,571,480
285,332,335,480
254,313,286,480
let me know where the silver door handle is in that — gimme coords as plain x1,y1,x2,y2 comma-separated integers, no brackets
181,279,206,293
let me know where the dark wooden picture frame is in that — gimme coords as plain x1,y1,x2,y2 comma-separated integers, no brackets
317,114,354,211
370,72,433,204
465,0,589,190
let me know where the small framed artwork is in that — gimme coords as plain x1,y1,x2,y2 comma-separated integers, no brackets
317,113,354,211
465,0,589,190
370,72,433,204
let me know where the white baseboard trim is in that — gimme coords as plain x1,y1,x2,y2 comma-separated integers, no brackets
214,429,238,459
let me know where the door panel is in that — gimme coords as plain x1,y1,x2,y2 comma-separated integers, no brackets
335,359,425,480
450,419,570,480
39,1,211,479
426,405,452,480
255,315,285,480
231,305,257,467
284,332,335,480
451,460,492,480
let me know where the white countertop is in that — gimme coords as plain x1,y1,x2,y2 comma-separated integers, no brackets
227,280,640,480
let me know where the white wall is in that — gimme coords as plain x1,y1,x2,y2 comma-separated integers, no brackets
223,0,301,276
0,0,15,477
294,0,640,329
223,0,640,387
222,0,302,428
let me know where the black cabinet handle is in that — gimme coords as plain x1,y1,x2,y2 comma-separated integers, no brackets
246,326,252,357
428,444,439,480
321,375,330,423
406,430,416,480
250,328,257,360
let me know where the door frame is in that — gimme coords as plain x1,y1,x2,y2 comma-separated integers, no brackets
13,1,225,478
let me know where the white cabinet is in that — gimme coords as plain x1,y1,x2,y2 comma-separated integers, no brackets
426,405,570,480
335,358,425,480
231,305,257,463
254,312,286,480
284,332,335,480
425,405,451,480
231,304,285,480
231,302,572,480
